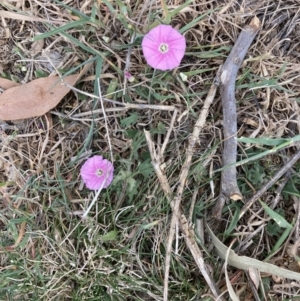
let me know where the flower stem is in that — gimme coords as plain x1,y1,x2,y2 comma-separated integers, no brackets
82,184,104,218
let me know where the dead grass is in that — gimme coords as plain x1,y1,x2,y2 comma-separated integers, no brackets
0,0,300,300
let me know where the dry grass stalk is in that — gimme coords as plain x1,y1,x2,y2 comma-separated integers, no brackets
144,130,222,301
162,77,219,300
0,10,65,24
145,66,222,299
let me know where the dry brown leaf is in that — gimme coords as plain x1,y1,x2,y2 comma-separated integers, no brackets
0,75,78,120
30,37,45,56
0,78,21,90
248,267,260,290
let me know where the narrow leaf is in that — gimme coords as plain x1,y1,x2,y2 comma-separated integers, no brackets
237,136,290,146
259,200,292,229
206,223,300,281
225,241,240,301
100,230,118,241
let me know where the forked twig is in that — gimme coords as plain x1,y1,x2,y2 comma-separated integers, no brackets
212,17,261,219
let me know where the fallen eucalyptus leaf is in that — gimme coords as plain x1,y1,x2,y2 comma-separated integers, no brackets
0,75,78,120
0,78,21,90
206,223,300,281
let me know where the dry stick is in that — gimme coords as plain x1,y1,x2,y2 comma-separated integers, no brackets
144,131,223,301
160,109,178,157
61,84,177,113
212,17,261,219
239,148,300,220
270,150,292,210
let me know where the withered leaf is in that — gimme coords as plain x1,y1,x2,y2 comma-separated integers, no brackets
0,78,21,90
0,75,78,120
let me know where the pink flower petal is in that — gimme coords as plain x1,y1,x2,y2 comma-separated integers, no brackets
142,24,186,71
80,155,114,190
144,52,164,69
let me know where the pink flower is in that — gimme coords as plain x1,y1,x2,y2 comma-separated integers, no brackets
142,24,186,71
124,70,135,82
80,155,114,190
124,71,131,78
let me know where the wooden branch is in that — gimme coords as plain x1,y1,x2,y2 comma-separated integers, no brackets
212,17,261,219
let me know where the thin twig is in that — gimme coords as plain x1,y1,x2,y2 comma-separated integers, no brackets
144,131,222,300
58,83,176,113
145,74,221,299
160,109,178,157
164,80,218,301
212,16,261,219
270,150,292,210
239,148,300,220
97,78,114,162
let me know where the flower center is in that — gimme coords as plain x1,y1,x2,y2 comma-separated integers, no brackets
159,43,169,53
95,169,103,177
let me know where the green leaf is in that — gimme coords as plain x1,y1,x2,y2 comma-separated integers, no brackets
33,18,90,40
106,79,118,99
101,0,116,14
0,181,15,187
267,220,283,237
207,223,300,281
125,129,139,139
140,220,160,230
100,230,118,241
149,122,166,135
179,8,217,33
34,70,47,78
236,78,278,90
259,200,292,229
267,227,292,260
120,112,139,127
224,205,240,236
114,170,137,194
137,160,154,179
52,0,91,19
237,136,294,146
282,179,300,198
246,162,265,185
161,0,171,23
180,68,215,76
215,138,296,171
